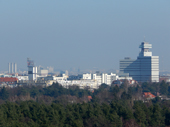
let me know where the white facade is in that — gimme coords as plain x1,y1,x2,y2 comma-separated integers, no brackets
40,70,48,76
118,77,133,80
17,76,29,81
92,74,102,85
55,74,68,82
83,73,118,86
120,42,159,82
44,74,68,83
60,79,99,89
83,73,92,80
102,73,118,85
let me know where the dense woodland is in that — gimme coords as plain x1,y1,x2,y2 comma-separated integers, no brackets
0,81,170,126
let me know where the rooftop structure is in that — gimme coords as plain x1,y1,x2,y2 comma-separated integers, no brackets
139,42,152,57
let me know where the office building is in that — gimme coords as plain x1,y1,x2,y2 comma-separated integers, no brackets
120,42,159,82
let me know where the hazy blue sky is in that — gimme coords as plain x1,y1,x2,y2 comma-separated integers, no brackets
0,0,170,72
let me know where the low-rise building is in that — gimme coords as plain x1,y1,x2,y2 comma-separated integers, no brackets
92,73,102,85
112,79,138,86
0,77,18,85
67,74,83,80
58,79,99,89
82,72,119,86
143,92,156,100
17,76,29,81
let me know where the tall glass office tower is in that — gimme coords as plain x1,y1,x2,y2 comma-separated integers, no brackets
120,42,159,82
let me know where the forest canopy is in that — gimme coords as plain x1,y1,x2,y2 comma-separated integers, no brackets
0,81,170,127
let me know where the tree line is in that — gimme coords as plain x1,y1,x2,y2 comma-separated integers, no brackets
0,81,169,126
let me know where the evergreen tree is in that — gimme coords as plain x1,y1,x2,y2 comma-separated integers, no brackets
134,102,146,125
160,81,168,95
150,104,165,127
0,87,9,100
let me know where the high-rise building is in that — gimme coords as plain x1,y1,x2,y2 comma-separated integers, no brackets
11,63,14,73
14,63,17,73
8,63,10,74
120,42,159,82
27,58,37,80
8,62,17,74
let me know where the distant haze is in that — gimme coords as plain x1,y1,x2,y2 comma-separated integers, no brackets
0,1,170,72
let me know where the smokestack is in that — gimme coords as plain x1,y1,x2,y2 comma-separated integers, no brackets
8,63,10,74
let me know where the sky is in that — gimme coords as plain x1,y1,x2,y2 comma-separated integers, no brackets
0,0,170,72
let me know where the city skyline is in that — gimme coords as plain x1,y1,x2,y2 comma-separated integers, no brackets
0,1,170,71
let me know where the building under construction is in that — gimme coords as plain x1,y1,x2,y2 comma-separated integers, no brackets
27,58,37,80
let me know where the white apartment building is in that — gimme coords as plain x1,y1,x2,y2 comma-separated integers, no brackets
17,76,29,81
55,74,68,82
83,73,92,80
118,76,132,80
92,73,102,85
60,80,99,89
120,42,159,82
82,73,119,86
44,74,68,82
102,73,119,85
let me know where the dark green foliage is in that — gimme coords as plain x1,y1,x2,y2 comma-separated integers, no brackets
1,82,170,126
2,98,170,126
134,101,146,125
121,91,132,100
152,96,161,104
4,82,92,101
150,104,165,127
93,83,109,95
163,106,170,126
141,81,170,96
160,81,169,95
0,87,9,100
0,101,122,126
